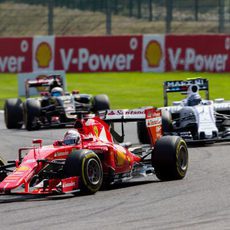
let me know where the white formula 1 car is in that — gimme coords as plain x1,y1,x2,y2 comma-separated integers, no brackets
137,78,230,144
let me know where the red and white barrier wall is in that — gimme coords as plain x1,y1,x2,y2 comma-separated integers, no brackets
0,34,230,73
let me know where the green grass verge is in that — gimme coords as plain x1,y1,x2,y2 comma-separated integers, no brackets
0,72,230,110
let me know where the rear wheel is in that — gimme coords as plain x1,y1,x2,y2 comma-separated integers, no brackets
4,98,23,129
64,150,103,194
23,99,41,131
137,121,150,144
137,109,173,144
152,136,188,181
93,94,110,112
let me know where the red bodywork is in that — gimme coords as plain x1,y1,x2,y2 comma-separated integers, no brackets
0,108,162,195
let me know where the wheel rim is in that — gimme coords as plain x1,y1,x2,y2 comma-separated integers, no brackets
178,145,188,171
86,158,101,185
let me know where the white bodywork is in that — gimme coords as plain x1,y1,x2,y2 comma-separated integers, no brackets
191,105,217,139
162,99,230,140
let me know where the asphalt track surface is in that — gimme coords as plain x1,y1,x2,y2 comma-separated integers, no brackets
0,112,230,230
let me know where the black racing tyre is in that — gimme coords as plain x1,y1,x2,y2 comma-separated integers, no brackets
4,98,23,129
93,94,110,112
64,150,103,194
23,99,41,131
0,156,7,182
137,121,150,144
161,109,173,134
152,136,188,181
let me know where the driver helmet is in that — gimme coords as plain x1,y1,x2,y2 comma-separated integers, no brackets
185,84,202,106
63,129,81,145
51,87,64,97
187,93,202,106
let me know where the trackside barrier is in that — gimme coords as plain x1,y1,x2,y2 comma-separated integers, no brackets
0,35,229,73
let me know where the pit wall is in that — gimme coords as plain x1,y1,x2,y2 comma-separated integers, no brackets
0,35,229,73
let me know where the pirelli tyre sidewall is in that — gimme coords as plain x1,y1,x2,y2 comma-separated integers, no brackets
64,150,103,194
152,136,188,181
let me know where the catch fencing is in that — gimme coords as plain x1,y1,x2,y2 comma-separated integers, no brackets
0,0,229,36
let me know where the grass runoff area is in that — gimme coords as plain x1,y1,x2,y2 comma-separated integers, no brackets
0,72,229,110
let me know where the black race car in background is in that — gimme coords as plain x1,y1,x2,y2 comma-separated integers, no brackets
4,75,110,130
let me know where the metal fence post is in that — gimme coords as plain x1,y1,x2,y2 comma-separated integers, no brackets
114,0,118,15
218,0,225,33
149,0,153,21
129,0,133,17
195,0,199,21
166,0,173,33
106,0,112,35
137,0,142,19
48,0,54,35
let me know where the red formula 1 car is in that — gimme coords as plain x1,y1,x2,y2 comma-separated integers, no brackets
0,108,188,195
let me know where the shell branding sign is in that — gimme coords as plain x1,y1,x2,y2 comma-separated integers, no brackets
33,36,54,71
55,36,142,72
35,42,52,68
0,37,32,73
2,34,230,74
142,35,165,72
165,35,230,72
145,40,163,67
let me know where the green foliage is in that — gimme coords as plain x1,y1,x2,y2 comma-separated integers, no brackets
0,72,230,110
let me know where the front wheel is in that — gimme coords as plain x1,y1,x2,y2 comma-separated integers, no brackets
23,99,41,131
152,136,188,181
64,150,103,194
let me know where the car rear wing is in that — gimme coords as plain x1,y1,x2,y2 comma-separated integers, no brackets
99,108,146,122
25,75,63,98
99,108,162,145
163,78,209,106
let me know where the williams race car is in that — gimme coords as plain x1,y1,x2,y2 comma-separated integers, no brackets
0,108,188,195
4,75,110,130
137,78,230,144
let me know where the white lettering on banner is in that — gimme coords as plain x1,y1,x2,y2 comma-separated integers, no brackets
0,56,25,72
60,48,135,71
60,48,74,70
168,48,181,70
168,48,228,72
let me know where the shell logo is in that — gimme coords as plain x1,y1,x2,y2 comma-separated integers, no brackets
35,42,52,68
93,126,99,137
115,150,126,166
145,40,163,68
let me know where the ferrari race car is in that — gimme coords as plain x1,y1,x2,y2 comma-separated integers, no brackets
138,78,230,144
0,108,188,195
4,75,110,130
